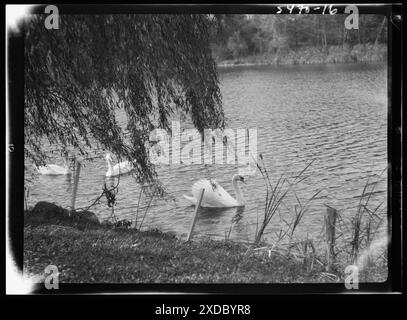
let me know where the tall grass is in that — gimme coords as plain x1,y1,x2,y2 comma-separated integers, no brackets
133,185,159,230
254,154,316,244
348,171,387,266
251,155,387,278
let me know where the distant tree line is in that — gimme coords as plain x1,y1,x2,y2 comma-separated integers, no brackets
210,14,387,61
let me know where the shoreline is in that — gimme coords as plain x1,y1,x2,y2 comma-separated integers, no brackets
23,202,387,284
217,59,386,68
216,44,387,68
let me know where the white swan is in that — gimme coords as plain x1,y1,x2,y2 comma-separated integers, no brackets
183,174,246,208
37,152,71,176
105,153,134,177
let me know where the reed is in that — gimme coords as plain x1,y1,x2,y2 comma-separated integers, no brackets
250,155,386,277
254,155,315,244
282,188,322,254
225,220,234,242
224,212,243,242
136,185,158,231
349,171,386,264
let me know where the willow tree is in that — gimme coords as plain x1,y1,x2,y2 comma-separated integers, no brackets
24,14,225,185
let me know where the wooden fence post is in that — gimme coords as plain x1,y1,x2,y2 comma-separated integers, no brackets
71,159,81,212
187,188,205,242
325,205,338,271
302,239,316,272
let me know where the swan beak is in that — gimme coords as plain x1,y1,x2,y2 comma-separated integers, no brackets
241,177,246,184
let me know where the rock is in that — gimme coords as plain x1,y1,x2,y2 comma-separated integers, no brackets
101,220,114,228
26,201,100,227
70,210,100,226
26,201,70,224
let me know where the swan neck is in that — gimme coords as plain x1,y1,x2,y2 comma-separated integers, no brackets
232,178,245,205
106,157,113,172
63,156,69,169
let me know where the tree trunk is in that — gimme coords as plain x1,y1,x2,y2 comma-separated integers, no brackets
343,28,347,47
374,17,386,47
321,19,327,52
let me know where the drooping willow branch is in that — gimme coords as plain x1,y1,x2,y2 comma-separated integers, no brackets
24,14,225,189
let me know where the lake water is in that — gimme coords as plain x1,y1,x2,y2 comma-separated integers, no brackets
27,62,388,245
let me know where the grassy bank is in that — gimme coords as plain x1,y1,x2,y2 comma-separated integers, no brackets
23,202,387,284
24,223,326,284
217,44,387,67
23,205,331,283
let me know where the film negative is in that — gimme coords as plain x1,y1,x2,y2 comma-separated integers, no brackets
5,4,403,299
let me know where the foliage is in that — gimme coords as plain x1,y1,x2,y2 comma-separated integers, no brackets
211,14,387,62
24,14,225,186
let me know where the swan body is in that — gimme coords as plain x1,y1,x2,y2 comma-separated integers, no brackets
105,153,134,177
183,174,246,208
37,154,71,175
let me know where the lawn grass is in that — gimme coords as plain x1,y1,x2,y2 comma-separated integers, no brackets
23,201,387,284
24,219,326,283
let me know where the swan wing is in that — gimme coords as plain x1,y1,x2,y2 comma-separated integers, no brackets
191,179,238,207
113,161,134,175
37,166,51,175
183,195,197,205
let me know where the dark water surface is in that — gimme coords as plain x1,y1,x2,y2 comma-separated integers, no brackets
27,63,387,244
